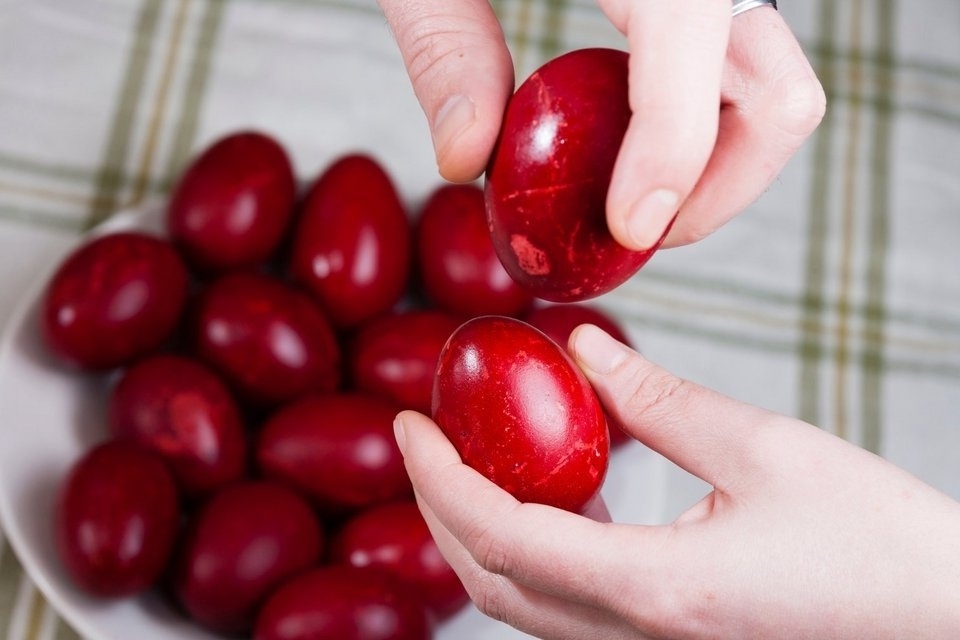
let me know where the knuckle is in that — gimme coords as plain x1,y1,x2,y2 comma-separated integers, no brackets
776,73,827,136
763,55,827,138
461,513,513,577
391,10,495,98
622,365,691,423
466,573,513,624
402,21,462,90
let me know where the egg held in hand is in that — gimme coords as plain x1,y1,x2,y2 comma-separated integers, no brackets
432,315,609,513
485,47,668,302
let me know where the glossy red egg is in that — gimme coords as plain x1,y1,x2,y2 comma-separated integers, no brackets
107,354,247,497
55,441,180,597
167,131,296,272
485,48,665,302
255,393,412,517
330,500,469,621
41,231,188,370
172,480,324,635
523,303,632,350
416,183,533,317
254,566,432,640
289,154,411,328
523,303,634,447
191,272,341,408
433,315,609,512
348,309,462,414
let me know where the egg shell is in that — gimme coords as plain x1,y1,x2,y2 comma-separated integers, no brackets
485,47,666,301
432,315,609,513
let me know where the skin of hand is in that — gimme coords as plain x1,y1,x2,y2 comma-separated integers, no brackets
392,324,960,639
376,0,826,252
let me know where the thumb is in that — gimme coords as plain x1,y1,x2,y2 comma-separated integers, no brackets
378,0,514,182
569,323,772,492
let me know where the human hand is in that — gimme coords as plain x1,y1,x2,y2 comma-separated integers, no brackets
377,1,825,252
393,324,960,639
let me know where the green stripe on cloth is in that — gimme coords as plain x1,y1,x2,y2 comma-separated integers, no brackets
861,0,896,454
55,617,81,640
798,0,837,428
0,538,22,637
0,205,87,233
541,0,566,59
162,0,227,187
833,0,867,442
123,0,193,214
0,154,97,186
85,0,164,229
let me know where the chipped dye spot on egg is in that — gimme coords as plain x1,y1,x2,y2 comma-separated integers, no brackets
509,234,551,276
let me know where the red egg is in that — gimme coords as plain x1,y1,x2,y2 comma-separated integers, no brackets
348,309,462,414
289,154,411,329
522,303,634,447
41,231,188,370
433,315,609,512
167,131,296,272
522,303,632,350
485,48,666,301
172,480,324,635
330,500,469,621
107,354,247,497
191,272,341,408
255,393,412,517
254,566,432,640
416,183,533,317
55,441,180,597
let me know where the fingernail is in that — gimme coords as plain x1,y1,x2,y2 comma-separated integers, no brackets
627,188,680,250
574,324,630,374
431,94,476,158
393,414,407,455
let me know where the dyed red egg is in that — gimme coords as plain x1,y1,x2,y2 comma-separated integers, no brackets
289,154,411,328
432,315,609,512
255,393,412,517
485,48,665,301
416,183,533,317
191,272,341,408
523,304,634,447
254,566,432,640
41,231,188,370
167,131,296,272
172,481,324,635
348,309,462,414
330,500,469,620
107,354,247,497
523,303,632,349
55,441,180,597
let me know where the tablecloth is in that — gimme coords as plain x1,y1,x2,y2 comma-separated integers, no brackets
0,0,957,638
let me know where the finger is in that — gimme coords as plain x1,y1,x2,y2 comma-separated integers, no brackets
377,0,514,182
414,496,642,640
569,324,779,492
662,9,826,247
393,410,662,612
597,0,731,251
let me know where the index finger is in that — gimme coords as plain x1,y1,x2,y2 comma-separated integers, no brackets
377,0,513,182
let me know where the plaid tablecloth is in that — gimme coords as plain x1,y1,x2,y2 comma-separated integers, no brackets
1,0,957,638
